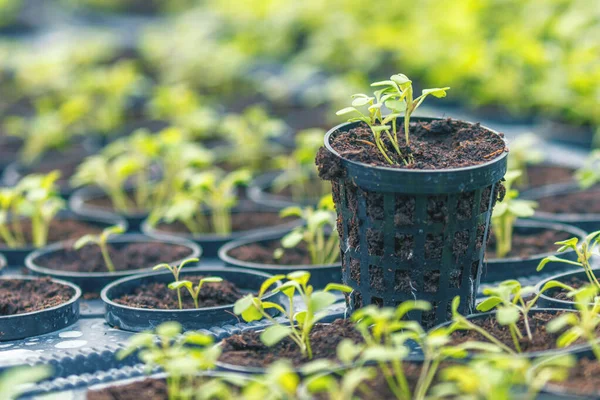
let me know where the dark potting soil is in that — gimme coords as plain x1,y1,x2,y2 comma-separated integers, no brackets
524,165,575,189
450,311,595,353
321,119,507,171
0,277,74,316
156,212,292,235
34,242,193,273
228,238,339,266
486,229,571,259
218,319,363,368
0,218,102,248
112,275,244,309
538,188,600,214
549,357,600,396
87,378,167,400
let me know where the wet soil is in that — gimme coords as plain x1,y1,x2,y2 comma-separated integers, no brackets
486,229,571,259
548,357,600,397
34,242,193,273
0,218,102,248
228,238,339,266
0,277,74,316
155,212,293,235
218,319,363,368
112,275,244,309
538,188,600,214
320,119,507,171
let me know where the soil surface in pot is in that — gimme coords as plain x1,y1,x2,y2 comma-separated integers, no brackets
0,219,102,248
549,357,600,397
84,194,147,214
155,212,292,236
486,229,570,259
218,319,362,368
537,188,600,214
87,378,167,400
34,242,193,273
321,119,507,170
25,158,80,189
450,311,597,353
522,165,574,189
112,275,244,309
0,277,74,316
228,238,339,266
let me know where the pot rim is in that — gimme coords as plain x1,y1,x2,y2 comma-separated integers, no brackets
25,233,201,279
0,275,81,320
324,117,508,174
100,266,281,313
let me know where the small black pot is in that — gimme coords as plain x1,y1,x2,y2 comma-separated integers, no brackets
70,186,149,232
534,269,600,310
319,118,508,328
0,210,127,269
218,231,342,289
101,266,282,332
0,276,81,341
25,234,201,293
248,171,323,209
481,220,587,284
434,308,588,359
141,211,301,258
522,182,600,232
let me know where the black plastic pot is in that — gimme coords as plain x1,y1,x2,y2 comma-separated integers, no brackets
481,220,587,284
0,276,81,341
434,308,588,359
141,211,302,258
522,182,600,232
218,231,341,289
101,266,282,332
534,269,600,310
70,186,149,232
248,171,324,209
320,118,508,328
0,210,127,269
25,233,201,293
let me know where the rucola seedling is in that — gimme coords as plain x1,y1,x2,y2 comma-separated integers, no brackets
169,277,224,309
234,271,352,360
337,73,449,165
153,257,199,309
491,170,538,258
74,225,125,273
538,231,600,290
274,195,339,265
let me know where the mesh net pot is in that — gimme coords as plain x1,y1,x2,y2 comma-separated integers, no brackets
317,117,508,328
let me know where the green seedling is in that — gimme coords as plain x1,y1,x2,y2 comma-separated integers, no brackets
234,271,352,360
475,280,574,352
491,170,538,258
538,230,600,290
118,321,220,400
304,366,377,400
337,73,449,165
169,277,223,309
273,128,331,201
0,365,52,400
575,150,600,190
274,195,339,265
220,106,286,172
507,134,544,187
74,225,125,273
546,285,600,360
0,171,65,248
153,258,200,309
150,168,251,236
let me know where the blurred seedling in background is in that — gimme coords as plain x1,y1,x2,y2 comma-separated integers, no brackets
491,170,538,258
0,171,65,248
274,195,339,265
234,271,352,360
74,225,125,273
